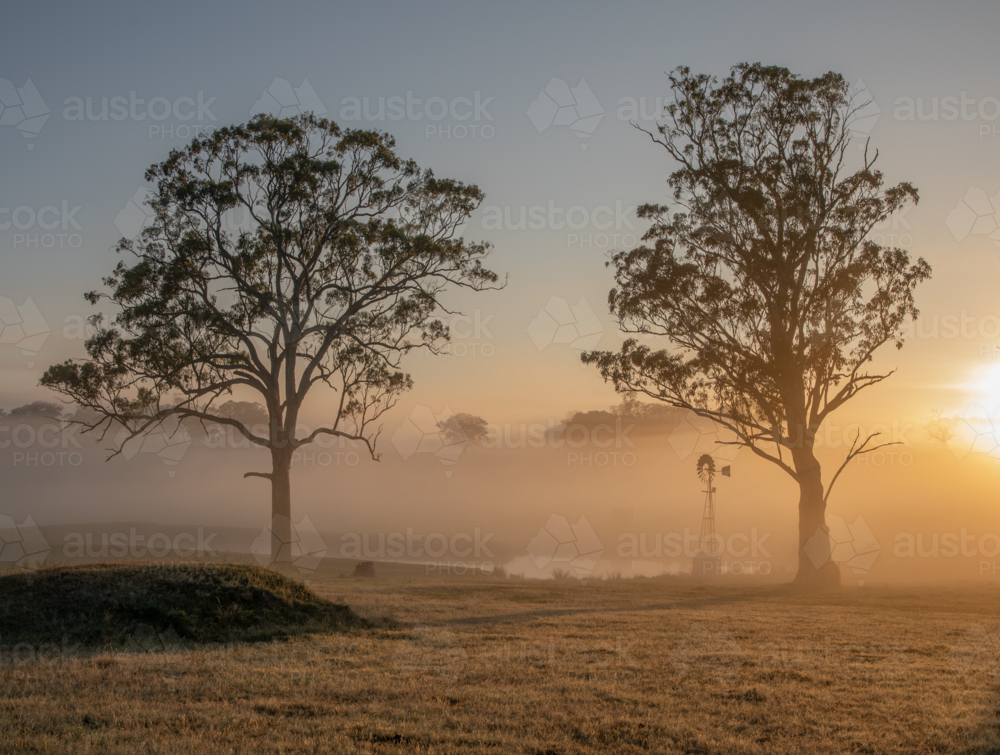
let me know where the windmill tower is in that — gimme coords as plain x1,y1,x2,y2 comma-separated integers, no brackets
691,453,730,578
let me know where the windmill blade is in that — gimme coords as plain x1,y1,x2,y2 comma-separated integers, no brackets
696,453,715,481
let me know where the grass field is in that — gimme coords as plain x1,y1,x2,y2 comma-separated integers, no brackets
2,564,999,754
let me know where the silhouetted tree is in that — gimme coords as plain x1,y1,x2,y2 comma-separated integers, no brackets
9,401,63,418
583,64,930,587
925,409,955,445
42,114,499,561
438,412,489,444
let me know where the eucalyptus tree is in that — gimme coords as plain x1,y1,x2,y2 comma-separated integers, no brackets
43,114,499,560
584,64,930,586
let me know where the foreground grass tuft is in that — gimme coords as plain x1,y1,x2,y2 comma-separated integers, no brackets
0,562,365,649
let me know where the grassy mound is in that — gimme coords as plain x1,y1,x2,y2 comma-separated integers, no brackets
0,562,365,651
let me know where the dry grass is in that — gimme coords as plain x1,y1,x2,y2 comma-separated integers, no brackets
1,568,998,754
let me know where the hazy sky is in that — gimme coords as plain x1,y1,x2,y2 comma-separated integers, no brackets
3,0,1000,582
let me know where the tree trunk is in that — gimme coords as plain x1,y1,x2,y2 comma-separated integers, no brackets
269,448,293,563
792,451,840,588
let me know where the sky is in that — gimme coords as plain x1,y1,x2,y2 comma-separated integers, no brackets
2,0,1000,584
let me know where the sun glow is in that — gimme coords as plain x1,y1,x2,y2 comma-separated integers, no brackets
969,363,1000,407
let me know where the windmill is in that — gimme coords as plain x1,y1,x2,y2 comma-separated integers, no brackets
691,453,730,578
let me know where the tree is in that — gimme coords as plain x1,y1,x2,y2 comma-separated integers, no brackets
437,412,489,444
925,409,955,445
42,114,500,562
9,401,64,418
583,64,930,587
